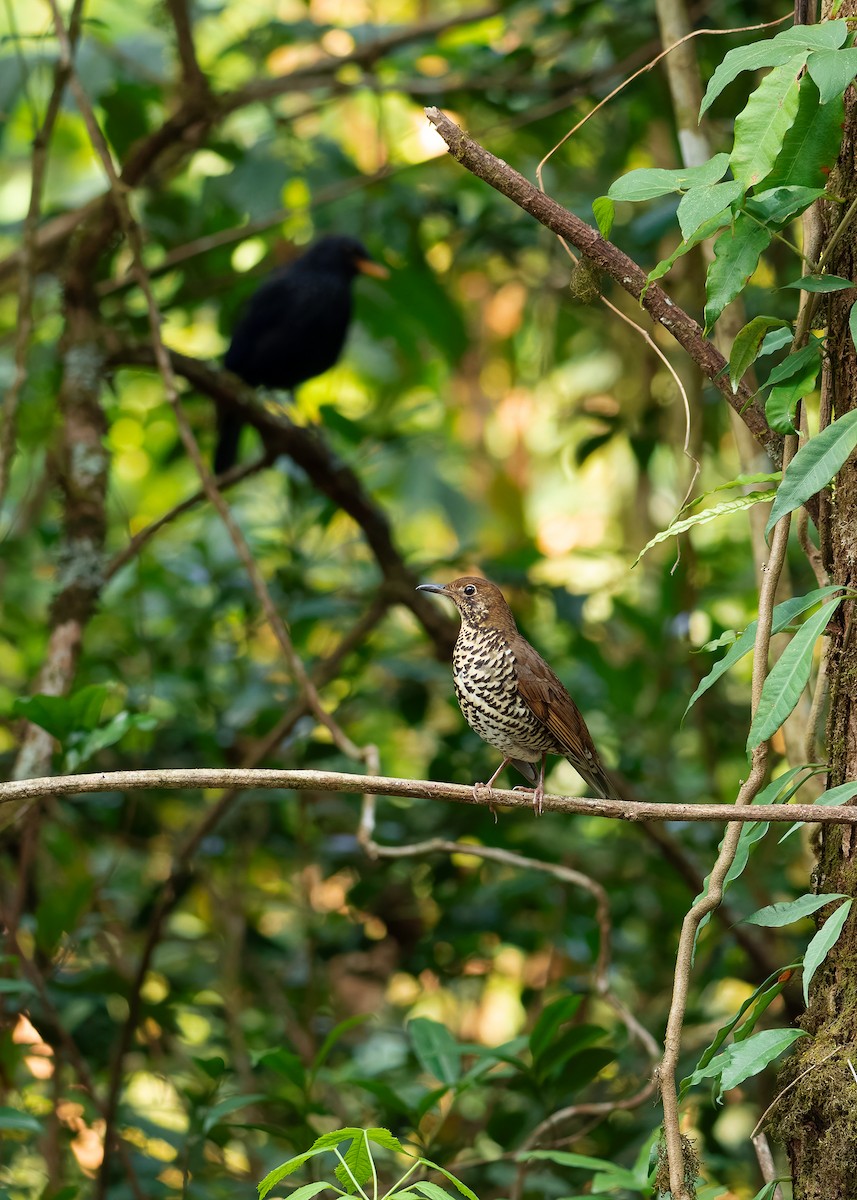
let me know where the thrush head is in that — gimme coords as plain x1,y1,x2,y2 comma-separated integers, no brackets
416,576,518,632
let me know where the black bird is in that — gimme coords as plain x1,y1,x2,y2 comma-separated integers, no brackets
215,235,389,473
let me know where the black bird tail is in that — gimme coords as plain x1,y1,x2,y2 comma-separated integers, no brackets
214,410,244,474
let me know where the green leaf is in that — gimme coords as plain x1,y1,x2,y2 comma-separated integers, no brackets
311,1013,372,1075
685,585,844,717
632,491,776,568
730,57,803,189
258,1148,330,1198
759,327,795,357
728,316,790,391
648,210,734,285
783,274,854,292
203,1093,267,1134
283,1184,340,1200
765,409,857,537
747,597,842,751
765,356,822,434
704,217,772,332
681,472,783,515
766,75,844,190
807,47,857,103
607,153,729,202
850,301,857,354
779,781,857,843
520,1151,640,1192
528,994,582,1064
677,180,745,240
773,20,848,49
803,898,853,1004
409,1017,461,1085
591,196,614,239
334,1131,373,1191
745,893,848,927
681,965,798,1098
763,339,823,390
744,185,827,226
418,1160,479,1200
701,43,808,119
411,1184,456,1200
0,1106,43,1133
686,1028,807,1101
534,1024,608,1082
13,684,109,742
749,1184,781,1200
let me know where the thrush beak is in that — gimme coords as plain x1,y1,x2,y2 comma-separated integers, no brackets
416,583,447,596
356,257,390,280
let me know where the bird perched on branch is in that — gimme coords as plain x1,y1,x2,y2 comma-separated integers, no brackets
416,576,622,814
215,235,389,473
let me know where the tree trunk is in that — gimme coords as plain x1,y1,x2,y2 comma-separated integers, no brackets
770,4,857,1192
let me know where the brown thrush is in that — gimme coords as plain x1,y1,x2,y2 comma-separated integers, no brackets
416,576,622,814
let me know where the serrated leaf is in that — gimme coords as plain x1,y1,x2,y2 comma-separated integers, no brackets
783,274,854,292
806,47,857,103
766,75,844,190
803,898,852,1004
411,1183,455,1200
729,316,790,391
744,185,827,226
765,356,821,434
591,195,614,238
701,43,808,119
730,57,803,188
677,179,745,240
704,216,772,332
258,1148,330,1199
779,781,857,843
684,585,843,718
747,597,842,751
765,409,857,536
409,1018,460,1085
529,994,582,1064
632,491,775,568
745,893,848,927
283,1183,340,1200
686,1027,807,1101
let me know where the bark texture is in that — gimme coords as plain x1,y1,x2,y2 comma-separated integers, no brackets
770,6,857,1192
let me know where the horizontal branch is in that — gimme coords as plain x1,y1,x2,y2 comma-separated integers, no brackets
3,767,855,825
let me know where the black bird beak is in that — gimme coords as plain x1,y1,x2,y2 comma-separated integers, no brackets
356,257,390,280
416,583,447,595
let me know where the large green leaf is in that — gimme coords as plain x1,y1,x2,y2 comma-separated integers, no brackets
685,1027,807,1101
765,356,821,434
765,409,857,536
765,75,845,189
743,185,827,226
807,47,857,104
704,216,772,332
607,153,729,202
803,899,853,1004
730,58,804,188
728,316,790,392
745,893,848,927
408,1017,461,1085
677,179,744,240
684,585,844,718
747,596,842,751
700,43,808,118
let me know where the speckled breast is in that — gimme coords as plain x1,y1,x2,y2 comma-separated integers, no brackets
452,628,558,762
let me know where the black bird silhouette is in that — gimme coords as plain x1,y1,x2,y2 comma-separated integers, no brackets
215,235,388,473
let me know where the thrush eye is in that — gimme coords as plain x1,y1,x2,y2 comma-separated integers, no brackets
463,584,476,595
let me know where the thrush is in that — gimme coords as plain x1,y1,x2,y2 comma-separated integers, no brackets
416,576,622,814
215,235,389,473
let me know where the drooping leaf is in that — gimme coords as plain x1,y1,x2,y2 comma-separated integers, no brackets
632,491,776,568
765,356,821,434
677,179,744,240
684,585,844,717
765,75,844,190
850,301,857,353
783,274,854,292
704,216,772,332
728,316,790,392
747,596,842,751
700,43,808,119
803,898,853,1004
418,1160,479,1200
806,47,857,104
591,195,614,238
763,338,823,390
647,210,734,285
743,185,827,226
744,893,848,927
685,1027,807,1102
765,409,857,536
730,57,804,189
779,781,857,843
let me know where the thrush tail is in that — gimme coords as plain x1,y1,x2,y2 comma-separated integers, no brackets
568,757,624,802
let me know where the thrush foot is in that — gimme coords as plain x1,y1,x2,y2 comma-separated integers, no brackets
472,782,499,822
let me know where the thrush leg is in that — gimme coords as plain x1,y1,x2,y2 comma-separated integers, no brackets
532,753,546,816
473,757,512,821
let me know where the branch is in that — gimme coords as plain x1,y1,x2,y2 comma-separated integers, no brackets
3,767,857,825
106,341,458,657
423,107,785,471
